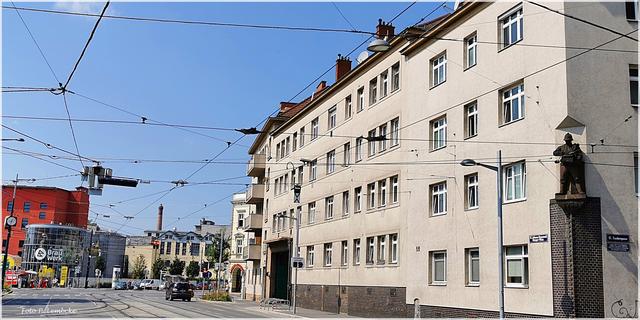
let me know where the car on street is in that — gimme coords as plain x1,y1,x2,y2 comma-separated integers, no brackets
114,281,127,290
139,279,162,290
165,282,194,301
159,281,166,290
131,280,143,290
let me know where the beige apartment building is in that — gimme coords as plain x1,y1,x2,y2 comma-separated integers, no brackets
246,1,637,317
124,235,159,277
227,192,256,295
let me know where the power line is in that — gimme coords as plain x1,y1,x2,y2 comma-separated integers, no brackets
526,1,638,42
331,2,357,31
62,93,85,168
63,1,110,89
2,146,81,173
3,5,376,36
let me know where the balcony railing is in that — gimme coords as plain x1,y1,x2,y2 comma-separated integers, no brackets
243,214,263,232
247,154,266,177
243,243,262,261
246,183,264,204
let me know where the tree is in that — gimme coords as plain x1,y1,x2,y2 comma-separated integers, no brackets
131,255,147,279
169,257,185,275
205,232,230,266
186,261,200,279
151,258,164,279
95,255,106,273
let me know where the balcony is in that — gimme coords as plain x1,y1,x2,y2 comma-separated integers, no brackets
247,154,266,177
243,214,263,232
246,183,264,204
243,243,262,261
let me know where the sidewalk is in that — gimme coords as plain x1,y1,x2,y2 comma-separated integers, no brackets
231,298,355,318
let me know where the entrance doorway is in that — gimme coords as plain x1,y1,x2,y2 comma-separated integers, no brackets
270,251,289,299
232,268,242,293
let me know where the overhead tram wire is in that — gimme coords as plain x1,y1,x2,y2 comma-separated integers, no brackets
62,93,85,168
2,146,82,173
331,2,358,31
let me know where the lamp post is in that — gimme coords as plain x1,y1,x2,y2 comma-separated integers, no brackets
84,230,95,289
2,174,33,288
460,150,504,319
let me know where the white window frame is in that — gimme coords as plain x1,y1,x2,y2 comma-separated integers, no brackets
390,117,400,147
627,0,639,20
504,245,528,287
504,162,526,202
391,175,399,204
354,239,361,265
431,182,447,216
325,196,334,220
286,137,290,156
368,129,377,156
390,234,398,264
345,95,352,119
342,191,349,216
299,127,305,147
307,246,315,268
367,183,376,209
377,235,386,263
354,187,362,212
308,202,316,224
326,150,336,174
357,87,365,112
431,52,447,87
431,251,447,284
324,243,333,267
381,70,389,98
343,142,351,166
465,102,478,138
355,137,364,162
366,237,375,264
310,159,317,181
465,33,477,69
467,248,480,285
369,77,378,105
311,118,319,140
292,132,298,151
500,5,523,48
466,174,479,210
630,65,638,107
328,106,337,130
341,241,348,266
431,116,447,150
391,62,400,92
379,124,387,151
379,179,387,207
502,83,525,124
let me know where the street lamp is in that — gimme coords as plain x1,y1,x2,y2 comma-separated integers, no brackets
367,37,391,53
460,150,504,319
1,138,24,142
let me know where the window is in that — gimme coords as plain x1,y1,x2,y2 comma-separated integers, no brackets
366,237,375,264
379,124,387,152
324,243,333,266
368,129,377,156
7,201,13,212
343,142,351,166
465,102,478,138
466,174,479,210
381,71,389,98
357,87,365,112
627,1,639,20
160,242,165,254
299,127,306,147
325,196,334,220
308,202,316,224
181,242,187,255
390,117,399,147
369,78,378,105
430,251,447,284
175,242,181,255
630,65,638,107
328,106,337,129
298,166,304,185
505,245,528,286
390,234,398,263
635,152,638,194
431,182,447,216
192,243,201,256
377,235,386,263
39,202,48,209
341,241,348,266
238,213,245,228
391,63,400,92
461,248,479,286
391,176,399,203
379,179,387,207
345,95,352,119
311,118,319,140
292,132,298,151
310,159,317,181
354,187,362,212
431,116,447,150
502,83,525,124
286,137,291,155
355,137,364,161
465,33,477,68
353,239,361,265
307,246,315,267
280,142,285,160
23,202,31,212
166,242,172,254
39,212,46,219
342,191,350,216
431,52,447,87
505,162,526,202
21,218,28,229
367,183,376,209
272,214,277,231
500,5,523,48
326,150,336,174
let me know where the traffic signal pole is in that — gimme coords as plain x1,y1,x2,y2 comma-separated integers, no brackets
84,229,94,289
2,174,18,288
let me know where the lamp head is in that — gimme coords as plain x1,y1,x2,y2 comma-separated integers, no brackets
367,37,391,53
460,159,477,167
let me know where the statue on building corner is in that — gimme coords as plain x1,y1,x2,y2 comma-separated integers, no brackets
553,133,586,198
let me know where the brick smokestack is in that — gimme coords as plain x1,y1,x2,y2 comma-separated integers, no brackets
376,18,395,39
157,204,164,230
336,54,352,82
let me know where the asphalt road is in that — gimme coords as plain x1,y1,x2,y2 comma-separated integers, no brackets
2,288,276,318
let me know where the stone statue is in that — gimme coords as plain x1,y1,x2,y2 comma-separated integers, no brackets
553,133,586,196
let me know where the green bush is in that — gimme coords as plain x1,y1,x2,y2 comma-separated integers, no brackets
202,291,232,302
3,283,13,293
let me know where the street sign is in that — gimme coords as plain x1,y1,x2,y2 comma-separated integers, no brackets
607,234,630,242
34,248,46,261
529,234,549,243
607,243,630,252
291,257,304,268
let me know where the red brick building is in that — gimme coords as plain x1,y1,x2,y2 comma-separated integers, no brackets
2,186,89,257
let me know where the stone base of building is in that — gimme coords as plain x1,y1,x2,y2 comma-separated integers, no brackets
244,293,262,302
296,284,406,317
406,305,546,318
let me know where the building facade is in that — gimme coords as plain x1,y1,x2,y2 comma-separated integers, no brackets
227,193,249,294
246,2,637,317
81,229,126,280
124,235,159,278
2,186,89,258
21,224,87,281
156,230,212,275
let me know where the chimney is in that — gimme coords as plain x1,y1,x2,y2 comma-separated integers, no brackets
375,19,395,39
280,102,296,113
335,54,352,82
312,81,327,100
157,204,163,231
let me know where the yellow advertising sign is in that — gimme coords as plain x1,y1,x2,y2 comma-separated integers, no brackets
60,266,68,286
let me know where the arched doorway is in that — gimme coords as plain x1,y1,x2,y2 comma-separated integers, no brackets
230,264,244,293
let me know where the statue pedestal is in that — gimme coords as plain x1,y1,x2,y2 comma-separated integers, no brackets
554,193,587,200
549,197,604,318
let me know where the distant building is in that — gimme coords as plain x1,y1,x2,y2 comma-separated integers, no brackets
156,230,214,275
226,192,256,296
1,185,89,259
124,235,159,278
21,224,87,281
194,218,229,236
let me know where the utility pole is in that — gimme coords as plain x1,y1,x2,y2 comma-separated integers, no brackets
84,229,94,289
2,174,19,288
216,228,224,292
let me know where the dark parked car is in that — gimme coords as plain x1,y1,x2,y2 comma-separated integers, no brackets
114,281,127,290
165,282,194,301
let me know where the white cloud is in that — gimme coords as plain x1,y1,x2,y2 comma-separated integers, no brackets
53,1,114,15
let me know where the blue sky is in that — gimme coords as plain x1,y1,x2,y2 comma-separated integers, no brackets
3,2,448,235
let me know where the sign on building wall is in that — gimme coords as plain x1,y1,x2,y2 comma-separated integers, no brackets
606,234,631,252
